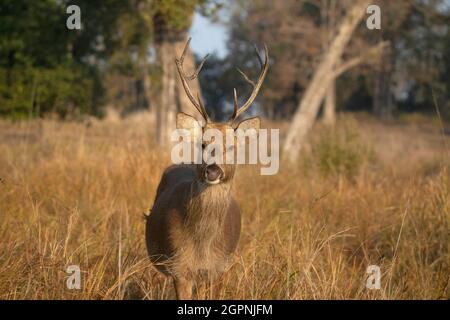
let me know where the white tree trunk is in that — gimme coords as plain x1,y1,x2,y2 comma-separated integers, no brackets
153,35,204,146
283,0,370,162
322,0,337,127
155,41,177,145
323,79,336,125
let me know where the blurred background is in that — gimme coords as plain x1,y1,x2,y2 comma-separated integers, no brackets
1,0,448,127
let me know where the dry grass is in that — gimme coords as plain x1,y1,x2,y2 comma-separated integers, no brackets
0,113,449,299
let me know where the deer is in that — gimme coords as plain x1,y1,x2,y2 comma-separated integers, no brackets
145,38,269,300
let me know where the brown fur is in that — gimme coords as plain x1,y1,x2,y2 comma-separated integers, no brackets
146,111,259,299
151,39,267,299
145,164,241,299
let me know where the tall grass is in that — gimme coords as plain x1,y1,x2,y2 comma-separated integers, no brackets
0,114,448,299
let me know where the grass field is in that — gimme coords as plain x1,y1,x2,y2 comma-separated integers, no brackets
0,113,449,299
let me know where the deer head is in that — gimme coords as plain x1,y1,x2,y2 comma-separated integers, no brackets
175,38,269,185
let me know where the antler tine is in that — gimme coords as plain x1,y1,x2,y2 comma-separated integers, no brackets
175,37,209,122
179,37,191,65
253,44,264,68
236,67,256,87
232,88,238,120
197,92,208,123
186,54,210,80
231,44,269,121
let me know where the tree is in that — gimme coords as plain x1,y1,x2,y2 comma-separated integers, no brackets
393,0,449,116
225,0,321,119
0,0,140,118
283,0,389,161
319,0,347,126
224,0,385,123
149,0,206,145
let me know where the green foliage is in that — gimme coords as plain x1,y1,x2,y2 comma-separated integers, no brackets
0,0,153,119
0,0,214,119
314,125,374,178
0,64,99,119
0,0,68,68
152,0,205,31
0,0,101,119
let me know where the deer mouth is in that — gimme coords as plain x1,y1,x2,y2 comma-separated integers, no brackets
206,177,221,185
204,164,224,184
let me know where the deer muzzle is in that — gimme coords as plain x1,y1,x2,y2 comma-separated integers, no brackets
204,164,224,184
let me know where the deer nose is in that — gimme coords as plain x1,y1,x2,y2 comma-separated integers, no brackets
205,164,223,183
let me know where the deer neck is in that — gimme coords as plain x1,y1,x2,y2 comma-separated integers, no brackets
185,180,232,247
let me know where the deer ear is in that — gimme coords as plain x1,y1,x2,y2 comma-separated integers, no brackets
234,116,260,132
177,113,201,130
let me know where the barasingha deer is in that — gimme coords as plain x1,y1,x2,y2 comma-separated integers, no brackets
145,38,268,299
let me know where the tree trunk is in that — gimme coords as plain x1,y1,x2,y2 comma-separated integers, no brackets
151,7,198,145
155,40,177,145
323,79,336,125
322,0,337,126
283,0,370,162
373,49,395,120
153,37,204,144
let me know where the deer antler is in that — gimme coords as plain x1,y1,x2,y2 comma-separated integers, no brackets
231,44,269,122
175,37,210,122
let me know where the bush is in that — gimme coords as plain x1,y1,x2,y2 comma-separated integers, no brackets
0,64,101,119
314,125,374,178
